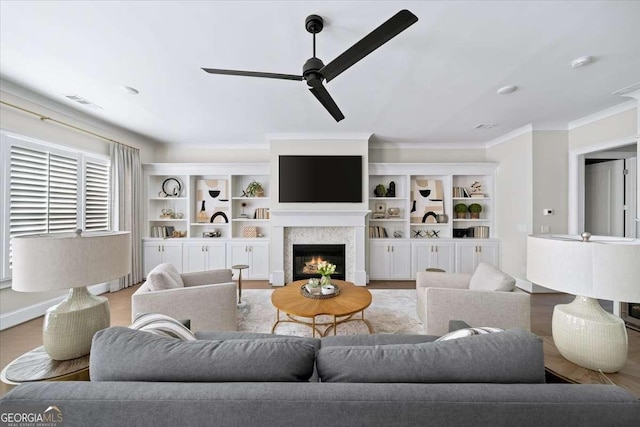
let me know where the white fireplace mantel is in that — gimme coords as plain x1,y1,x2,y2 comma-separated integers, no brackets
269,210,370,286
269,210,370,227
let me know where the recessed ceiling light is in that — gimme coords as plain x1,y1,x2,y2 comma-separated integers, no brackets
121,86,139,95
497,85,518,95
570,56,595,69
474,124,497,129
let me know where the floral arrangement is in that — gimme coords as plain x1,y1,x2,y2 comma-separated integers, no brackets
317,261,336,277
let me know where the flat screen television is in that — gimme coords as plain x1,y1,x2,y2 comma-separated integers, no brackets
279,155,362,203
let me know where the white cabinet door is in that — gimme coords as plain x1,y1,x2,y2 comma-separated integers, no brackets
412,242,455,277
205,242,227,271
183,242,208,273
476,242,499,268
143,241,183,276
455,243,479,274
227,242,269,279
455,241,499,274
431,242,455,273
389,242,412,279
369,241,391,279
369,241,411,279
412,244,432,277
247,242,269,279
162,241,183,272
143,242,164,276
228,243,250,268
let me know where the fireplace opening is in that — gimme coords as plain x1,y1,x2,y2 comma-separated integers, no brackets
293,244,346,281
623,302,640,332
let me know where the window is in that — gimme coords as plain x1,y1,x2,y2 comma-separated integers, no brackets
1,131,110,283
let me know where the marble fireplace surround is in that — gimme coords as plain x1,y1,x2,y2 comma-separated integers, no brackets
269,210,369,286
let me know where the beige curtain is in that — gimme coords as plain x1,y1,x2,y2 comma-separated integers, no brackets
110,143,143,290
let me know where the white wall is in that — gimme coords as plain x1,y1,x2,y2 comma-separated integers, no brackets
532,131,569,236
0,86,163,325
569,108,636,150
486,132,533,283
155,147,270,163
369,147,486,163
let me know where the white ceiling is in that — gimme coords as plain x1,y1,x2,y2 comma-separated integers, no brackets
1,1,639,147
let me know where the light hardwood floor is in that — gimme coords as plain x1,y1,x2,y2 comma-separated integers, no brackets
0,280,632,397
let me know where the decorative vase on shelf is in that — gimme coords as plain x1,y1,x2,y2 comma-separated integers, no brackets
320,275,332,287
197,201,208,223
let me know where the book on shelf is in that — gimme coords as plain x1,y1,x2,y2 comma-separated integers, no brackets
150,225,175,238
368,226,388,238
254,207,270,219
453,187,471,198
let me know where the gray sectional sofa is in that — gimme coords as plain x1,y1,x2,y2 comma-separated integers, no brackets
1,327,638,427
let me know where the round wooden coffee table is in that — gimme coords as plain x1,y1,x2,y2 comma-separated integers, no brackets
271,279,372,337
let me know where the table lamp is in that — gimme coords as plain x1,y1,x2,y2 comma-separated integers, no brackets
12,230,131,361
527,233,640,372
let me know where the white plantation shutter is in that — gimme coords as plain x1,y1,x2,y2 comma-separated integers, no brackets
3,134,110,280
48,153,78,233
85,160,110,231
9,146,49,237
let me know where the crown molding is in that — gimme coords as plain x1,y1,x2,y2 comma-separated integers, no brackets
158,142,270,150
568,100,637,130
266,132,372,142
369,140,484,150
484,124,533,148
531,122,569,131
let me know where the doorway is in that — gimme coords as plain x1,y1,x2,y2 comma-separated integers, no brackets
570,140,638,237
584,152,637,237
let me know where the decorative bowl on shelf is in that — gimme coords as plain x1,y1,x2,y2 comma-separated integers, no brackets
208,190,221,198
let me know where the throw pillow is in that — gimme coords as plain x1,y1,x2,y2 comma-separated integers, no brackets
146,263,184,291
435,326,504,342
130,312,196,340
468,262,515,292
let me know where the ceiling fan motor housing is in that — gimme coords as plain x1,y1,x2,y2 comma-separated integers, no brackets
305,15,324,34
303,57,325,88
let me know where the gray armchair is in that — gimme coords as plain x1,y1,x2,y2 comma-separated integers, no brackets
416,263,530,336
132,264,237,332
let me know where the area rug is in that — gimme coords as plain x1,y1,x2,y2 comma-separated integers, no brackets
237,289,424,337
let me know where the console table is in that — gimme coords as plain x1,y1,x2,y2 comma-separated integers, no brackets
543,335,640,399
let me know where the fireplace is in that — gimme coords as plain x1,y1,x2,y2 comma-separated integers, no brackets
622,303,640,331
293,244,346,281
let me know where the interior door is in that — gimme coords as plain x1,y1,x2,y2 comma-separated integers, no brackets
585,160,624,236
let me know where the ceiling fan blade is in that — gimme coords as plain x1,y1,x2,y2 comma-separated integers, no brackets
202,68,303,81
309,84,345,122
320,10,418,83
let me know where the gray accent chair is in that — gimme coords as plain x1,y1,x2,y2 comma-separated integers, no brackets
132,265,237,331
416,263,530,335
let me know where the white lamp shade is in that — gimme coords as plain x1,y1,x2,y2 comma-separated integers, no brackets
12,231,131,292
527,235,640,302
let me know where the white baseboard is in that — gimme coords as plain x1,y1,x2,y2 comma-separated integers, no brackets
0,282,110,331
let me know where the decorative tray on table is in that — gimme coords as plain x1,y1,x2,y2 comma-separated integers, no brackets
300,283,340,299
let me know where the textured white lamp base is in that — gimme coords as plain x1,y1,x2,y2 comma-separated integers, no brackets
43,286,110,361
552,295,628,373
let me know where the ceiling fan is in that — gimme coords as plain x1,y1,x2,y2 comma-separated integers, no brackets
202,10,418,122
